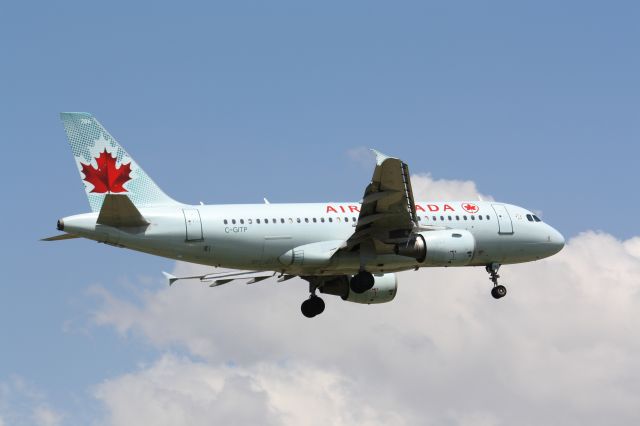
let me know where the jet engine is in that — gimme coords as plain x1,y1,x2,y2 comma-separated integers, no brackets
394,229,476,266
320,273,397,304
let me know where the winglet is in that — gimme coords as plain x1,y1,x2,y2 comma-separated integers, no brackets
162,271,179,286
370,149,394,166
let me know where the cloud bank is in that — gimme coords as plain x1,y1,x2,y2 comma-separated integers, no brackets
86,175,640,425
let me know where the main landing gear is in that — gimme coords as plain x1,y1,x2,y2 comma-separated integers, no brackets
301,295,325,318
349,271,374,294
486,263,507,299
301,281,326,318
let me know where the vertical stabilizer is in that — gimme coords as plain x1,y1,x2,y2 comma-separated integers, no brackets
60,112,179,212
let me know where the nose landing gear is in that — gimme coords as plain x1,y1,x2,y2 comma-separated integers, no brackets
486,263,507,299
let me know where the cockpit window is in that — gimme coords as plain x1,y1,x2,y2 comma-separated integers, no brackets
533,215,541,222
526,214,534,222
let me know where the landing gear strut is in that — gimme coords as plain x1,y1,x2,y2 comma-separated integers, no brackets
350,271,374,294
486,263,507,299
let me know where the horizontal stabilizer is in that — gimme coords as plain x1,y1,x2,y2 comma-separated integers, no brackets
41,233,80,241
97,194,149,228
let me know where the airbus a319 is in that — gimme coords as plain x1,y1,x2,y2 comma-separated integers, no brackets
45,113,565,317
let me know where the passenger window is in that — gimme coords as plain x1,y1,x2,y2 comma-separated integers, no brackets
224,219,228,225
440,216,444,221
448,215,452,221
433,216,437,221
352,217,356,222
478,215,483,220
329,218,333,223
248,219,252,224
486,215,490,220
471,215,475,220
313,218,317,223
288,218,293,224
256,219,260,224
456,216,460,220
344,217,349,222
232,219,236,225
280,218,285,224
463,216,467,220
297,218,301,223
337,217,341,223
304,218,309,223
272,218,276,223
321,218,325,223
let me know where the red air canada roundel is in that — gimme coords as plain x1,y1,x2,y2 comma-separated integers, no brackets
461,202,479,213
80,149,132,193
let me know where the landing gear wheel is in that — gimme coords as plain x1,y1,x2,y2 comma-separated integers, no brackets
491,285,507,299
486,263,507,300
350,271,375,294
301,295,325,318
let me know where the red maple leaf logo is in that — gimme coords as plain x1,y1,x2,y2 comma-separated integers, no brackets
80,149,132,193
462,203,479,213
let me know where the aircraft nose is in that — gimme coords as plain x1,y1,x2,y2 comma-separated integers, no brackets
547,226,565,254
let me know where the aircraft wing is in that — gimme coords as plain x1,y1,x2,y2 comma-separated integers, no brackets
163,270,284,287
344,150,418,251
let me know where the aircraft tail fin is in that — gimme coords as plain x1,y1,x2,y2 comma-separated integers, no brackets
60,112,180,212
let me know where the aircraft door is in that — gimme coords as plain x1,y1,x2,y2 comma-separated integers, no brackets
183,209,204,241
491,204,514,235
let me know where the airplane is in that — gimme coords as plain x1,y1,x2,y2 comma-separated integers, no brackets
44,112,565,318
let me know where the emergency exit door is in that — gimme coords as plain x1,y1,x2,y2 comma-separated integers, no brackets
183,209,203,241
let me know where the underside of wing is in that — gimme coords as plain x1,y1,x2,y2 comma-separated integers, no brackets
163,270,279,287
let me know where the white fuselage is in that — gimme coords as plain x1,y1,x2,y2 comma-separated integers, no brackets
61,200,565,275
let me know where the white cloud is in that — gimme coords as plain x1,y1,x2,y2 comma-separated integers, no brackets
0,376,63,426
346,146,376,168
94,354,405,426
87,175,640,425
33,406,63,426
623,236,640,259
411,173,493,201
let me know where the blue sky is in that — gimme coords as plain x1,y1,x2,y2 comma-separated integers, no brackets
1,1,639,424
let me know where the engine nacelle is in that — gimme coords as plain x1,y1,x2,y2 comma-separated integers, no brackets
320,273,397,304
278,240,343,267
394,229,475,266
